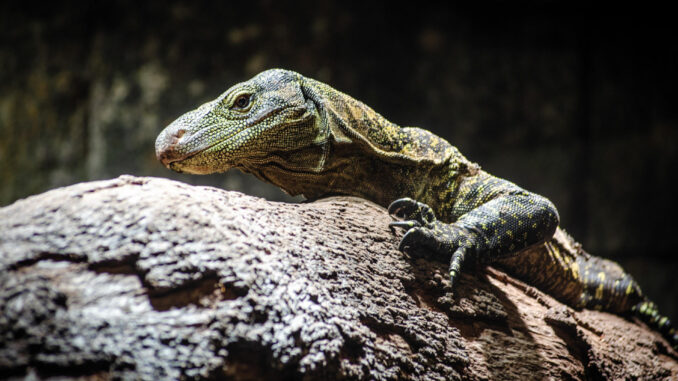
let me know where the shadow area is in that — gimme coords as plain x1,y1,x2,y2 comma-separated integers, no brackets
401,256,560,380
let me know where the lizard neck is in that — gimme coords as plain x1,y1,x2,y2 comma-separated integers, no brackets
244,124,476,211
242,76,479,209
242,143,430,206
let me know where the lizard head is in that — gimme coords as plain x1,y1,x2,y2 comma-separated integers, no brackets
156,69,457,199
155,68,327,175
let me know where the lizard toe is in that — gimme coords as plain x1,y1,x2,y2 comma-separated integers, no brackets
388,198,419,218
389,220,422,231
449,246,473,289
388,198,437,224
398,226,439,256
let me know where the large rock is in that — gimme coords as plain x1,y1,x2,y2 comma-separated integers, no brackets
1,176,676,380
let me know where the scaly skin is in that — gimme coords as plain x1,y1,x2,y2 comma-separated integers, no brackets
155,68,677,349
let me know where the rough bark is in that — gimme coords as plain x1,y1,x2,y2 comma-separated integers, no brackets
1,175,676,380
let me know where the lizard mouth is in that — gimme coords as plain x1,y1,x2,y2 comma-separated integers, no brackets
155,133,208,170
157,147,194,171
155,125,233,174
156,123,275,175
156,105,314,174
155,104,285,170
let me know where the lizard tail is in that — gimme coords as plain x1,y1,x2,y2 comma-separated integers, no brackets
633,300,678,351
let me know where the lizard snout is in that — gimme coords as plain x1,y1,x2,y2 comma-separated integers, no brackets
155,126,189,169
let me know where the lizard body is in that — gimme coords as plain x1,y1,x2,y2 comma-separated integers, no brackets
155,69,677,348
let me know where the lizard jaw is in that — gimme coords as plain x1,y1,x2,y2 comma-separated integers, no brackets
155,121,235,174
155,134,202,173
156,136,226,174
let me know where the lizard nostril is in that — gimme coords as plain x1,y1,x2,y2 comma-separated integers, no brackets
170,129,186,145
155,127,190,166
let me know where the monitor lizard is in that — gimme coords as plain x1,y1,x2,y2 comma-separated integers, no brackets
155,68,677,349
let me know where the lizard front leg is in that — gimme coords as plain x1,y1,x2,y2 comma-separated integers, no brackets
389,177,559,289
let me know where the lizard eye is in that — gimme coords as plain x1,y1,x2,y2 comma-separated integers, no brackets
232,94,251,110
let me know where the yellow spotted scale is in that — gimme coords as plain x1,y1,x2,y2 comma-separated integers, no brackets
155,69,677,349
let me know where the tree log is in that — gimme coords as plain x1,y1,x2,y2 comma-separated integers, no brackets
1,175,676,380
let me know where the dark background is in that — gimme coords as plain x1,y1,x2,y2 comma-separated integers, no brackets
1,2,676,321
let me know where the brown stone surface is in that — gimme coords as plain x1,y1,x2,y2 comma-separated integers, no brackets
1,176,676,380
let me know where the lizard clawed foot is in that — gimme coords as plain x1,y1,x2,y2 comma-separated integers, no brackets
389,198,438,257
389,198,479,288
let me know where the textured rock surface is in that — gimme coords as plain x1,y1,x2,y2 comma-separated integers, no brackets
2,2,678,329
1,176,676,380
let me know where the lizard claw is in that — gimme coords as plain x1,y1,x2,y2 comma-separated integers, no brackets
449,246,470,289
389,219,420,235
388,198,436,225
388,220,422,230
388,198,418,218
